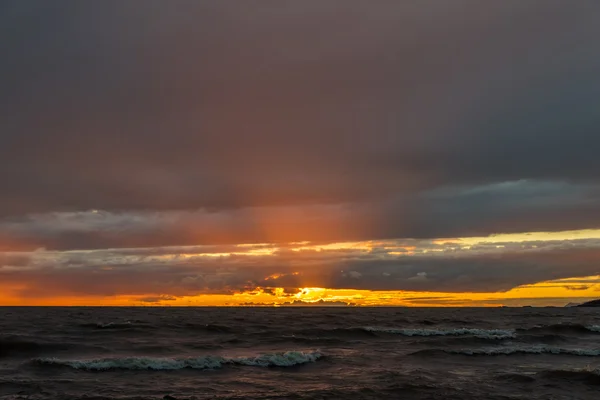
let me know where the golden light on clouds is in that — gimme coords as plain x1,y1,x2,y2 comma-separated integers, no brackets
2,228,600,306
164,228,600,260
2,278,598,307
176,276,600,307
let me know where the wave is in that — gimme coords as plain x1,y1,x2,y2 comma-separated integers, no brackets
296,327,377,338
434,336,516,346
80,321,144,330
519,324,600,335
80,321,238,334
427,332,568,347
181,323,236,333
588,325,600,332
415,319,475,326
278,335,348,345
34,351,322,371
363,327,515,339
412,345,600,357
362,324,600,339
539,368,600,384
495,373,537,383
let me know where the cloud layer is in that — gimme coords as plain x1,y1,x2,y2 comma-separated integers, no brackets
1,2,600,232
1,180,600,251
1,2,600,303
2,236,600,302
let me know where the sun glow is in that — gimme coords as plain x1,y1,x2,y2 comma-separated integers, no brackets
2,278,599,307
3,228,600,306
111,276,600,307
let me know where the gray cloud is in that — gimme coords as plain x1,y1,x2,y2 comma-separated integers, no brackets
1,180,600,250
2,238,600,299
0,1,599,244
138,295,177,303
2,2,600,303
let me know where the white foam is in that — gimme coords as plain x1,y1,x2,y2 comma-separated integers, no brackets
364,327,515,339
234,351,322,367
587,325,600,332
450,345,600,356
35,351,322,371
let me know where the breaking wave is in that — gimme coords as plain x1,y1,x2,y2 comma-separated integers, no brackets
587,325,600,332
363,327,516,339
412,345,600,357
34,351,323,371
360,324,600,340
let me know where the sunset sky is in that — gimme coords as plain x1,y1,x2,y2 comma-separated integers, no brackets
2,1,600,306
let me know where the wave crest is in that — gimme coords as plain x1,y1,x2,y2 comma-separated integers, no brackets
588,325,600,332
34,351,322,371
412,345,600,357
364,327,515,339
80,321,141,330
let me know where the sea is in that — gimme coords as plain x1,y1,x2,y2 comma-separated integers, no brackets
1,307,600,400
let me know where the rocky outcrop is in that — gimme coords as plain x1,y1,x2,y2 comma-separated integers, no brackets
575,299,600,307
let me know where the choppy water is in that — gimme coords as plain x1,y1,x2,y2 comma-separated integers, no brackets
1,307,600,399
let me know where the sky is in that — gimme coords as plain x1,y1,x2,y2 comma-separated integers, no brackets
1,1,600,306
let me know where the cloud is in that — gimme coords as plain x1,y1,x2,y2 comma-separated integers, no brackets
1,2,600,302
2,237,600,301
0,1,598,246
138,295,177,303
1,180,600,251
565,285,590,291
280,300,356,307
408,272,428,282
347,271,362,279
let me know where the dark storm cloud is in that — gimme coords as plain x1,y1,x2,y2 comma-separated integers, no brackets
328,252,600,293
1,0,600,245
2,181,600,250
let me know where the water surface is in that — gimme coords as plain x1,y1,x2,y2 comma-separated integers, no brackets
1,307,600,399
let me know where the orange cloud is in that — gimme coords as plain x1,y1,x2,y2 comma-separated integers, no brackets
4,229,600,306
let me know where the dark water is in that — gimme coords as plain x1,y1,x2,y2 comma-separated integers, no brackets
1,307,600,399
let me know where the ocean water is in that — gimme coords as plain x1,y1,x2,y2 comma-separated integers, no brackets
1,307,600,399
